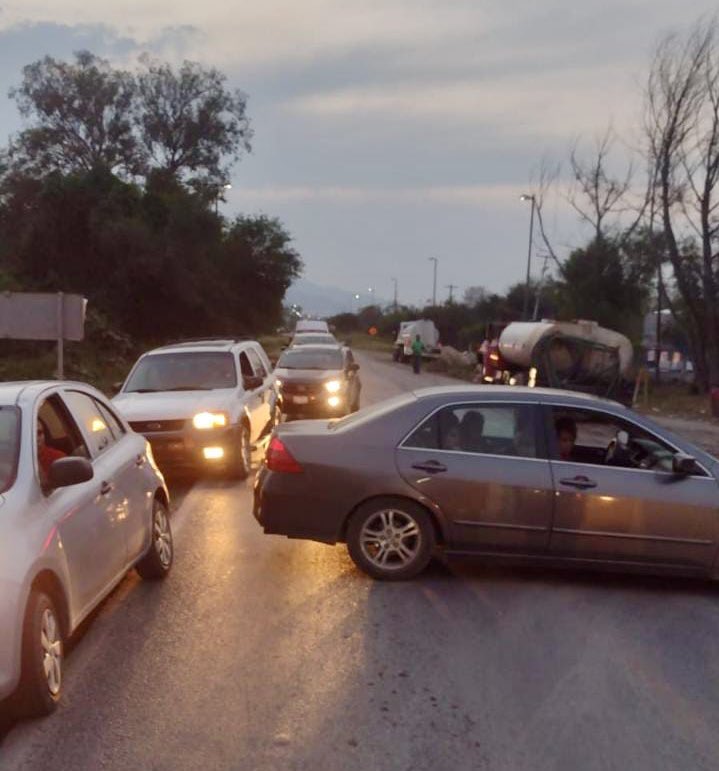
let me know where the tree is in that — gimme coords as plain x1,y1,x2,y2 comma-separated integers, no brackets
463,286,489,307
136,57,252,185
9,51,140,176
645,18,719,388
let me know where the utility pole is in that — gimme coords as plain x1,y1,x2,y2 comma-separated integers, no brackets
520,194,536,321
446,284,458,303
429,257,438,306
391,277,398,312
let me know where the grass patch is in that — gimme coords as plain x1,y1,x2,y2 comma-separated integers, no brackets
343,333,395,354
634,381,712,421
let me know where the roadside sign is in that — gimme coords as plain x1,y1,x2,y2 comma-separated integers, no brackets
0,292,87,378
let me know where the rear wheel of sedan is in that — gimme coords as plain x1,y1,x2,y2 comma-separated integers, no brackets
347,498,434,580
136,499,173,580
19,591,63,716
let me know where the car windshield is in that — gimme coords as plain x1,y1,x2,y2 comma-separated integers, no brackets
292,335,336,346
0,406,20,492
124,352,237,392
278,349,343,370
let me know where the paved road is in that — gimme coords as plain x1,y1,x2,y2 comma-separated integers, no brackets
2,352,719,770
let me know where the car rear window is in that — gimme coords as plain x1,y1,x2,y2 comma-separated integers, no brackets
124,352,237,392
0,406,20,492
278,349,343,370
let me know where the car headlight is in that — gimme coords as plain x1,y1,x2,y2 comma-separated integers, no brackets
275,379,282,389
324,379,341,393
192,412,229,429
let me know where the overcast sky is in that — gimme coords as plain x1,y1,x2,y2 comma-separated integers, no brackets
0,1,716,307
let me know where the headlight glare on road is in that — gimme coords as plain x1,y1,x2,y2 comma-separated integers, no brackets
193,411,228,430
324,379,341,393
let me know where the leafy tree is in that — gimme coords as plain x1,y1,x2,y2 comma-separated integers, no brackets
9,51,140,176
136,57,252,185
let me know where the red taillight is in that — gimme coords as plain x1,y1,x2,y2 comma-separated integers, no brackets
265,436,303,473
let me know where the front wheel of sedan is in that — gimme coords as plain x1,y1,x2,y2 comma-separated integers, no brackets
136,499,173,580
19,591,63,716
346,498,435,580
229,424,252,480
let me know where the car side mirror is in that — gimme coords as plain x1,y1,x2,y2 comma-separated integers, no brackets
47,457,93,489
672,453,697,476
243,375,263,390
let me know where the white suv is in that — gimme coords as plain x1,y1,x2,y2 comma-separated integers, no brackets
113,339,276,477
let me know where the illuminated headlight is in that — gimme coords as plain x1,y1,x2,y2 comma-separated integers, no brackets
324,379,341,393
275,379,283,389
203,447,225,460
327,396,342,408
509,377,517,386
193,412,228,430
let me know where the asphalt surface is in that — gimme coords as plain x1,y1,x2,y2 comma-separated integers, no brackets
2,352,719,770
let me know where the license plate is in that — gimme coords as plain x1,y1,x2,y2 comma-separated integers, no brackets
292,395,309,404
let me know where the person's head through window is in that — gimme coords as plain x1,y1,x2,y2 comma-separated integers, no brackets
460,411,485,452
555,416,577,461
439,410,461,451
37,416,66,483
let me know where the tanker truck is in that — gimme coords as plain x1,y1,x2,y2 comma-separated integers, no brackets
480,320,634,401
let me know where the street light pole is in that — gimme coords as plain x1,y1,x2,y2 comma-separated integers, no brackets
446,284,458,303
391,277,398,312
429,257,438,306
520,194,536,321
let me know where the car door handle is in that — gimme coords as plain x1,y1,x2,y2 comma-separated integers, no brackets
411,461,448,474
135,454,146,468
559,476,597,490
100,480,114,496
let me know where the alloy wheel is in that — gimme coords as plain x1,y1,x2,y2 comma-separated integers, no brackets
40,608,62,697
154,506,173,568
359,509,422,570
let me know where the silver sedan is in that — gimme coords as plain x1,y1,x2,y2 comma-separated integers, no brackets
255,386,719,581
0,381,173,717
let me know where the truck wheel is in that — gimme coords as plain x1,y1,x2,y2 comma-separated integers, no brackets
392,347,401,362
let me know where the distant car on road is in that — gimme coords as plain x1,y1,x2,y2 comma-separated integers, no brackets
295,320,330,334
289,333,338,347
255,386,719,581
0,381,172,716
275,344,361,419
114,339,276,478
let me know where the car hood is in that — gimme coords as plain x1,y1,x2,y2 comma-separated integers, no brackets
112,390,235,421
275,368,342,383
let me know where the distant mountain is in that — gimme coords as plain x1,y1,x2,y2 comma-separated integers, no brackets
285,279,388,318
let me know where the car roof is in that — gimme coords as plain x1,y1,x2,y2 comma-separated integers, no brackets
412,385,625,409
145,339,258,355
283,343,343,351
0,380,102,406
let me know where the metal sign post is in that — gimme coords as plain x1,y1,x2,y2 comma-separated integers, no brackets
56,292,64,380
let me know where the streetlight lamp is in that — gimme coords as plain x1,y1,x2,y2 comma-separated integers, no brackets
428,257,438,306
520,194,536,321
215,183,232,215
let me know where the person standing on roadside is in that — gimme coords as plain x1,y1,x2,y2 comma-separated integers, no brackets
411,334,424,374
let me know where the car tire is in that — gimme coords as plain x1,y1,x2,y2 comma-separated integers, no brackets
229,423,252,480
136,499,173,580
346,498,435,581
19,591,63,717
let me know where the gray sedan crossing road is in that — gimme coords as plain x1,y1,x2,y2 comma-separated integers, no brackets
3,352,719,771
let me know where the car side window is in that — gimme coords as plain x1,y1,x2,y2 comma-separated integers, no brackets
37,395,89,484
246,348,267,379
238,352,254,378
62,391,117,457
94,398,126,440
404,404,538,458
256,345,273,374
548,406,693,473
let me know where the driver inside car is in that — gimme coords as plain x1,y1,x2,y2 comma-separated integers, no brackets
37,417,66,483
555,416,577,461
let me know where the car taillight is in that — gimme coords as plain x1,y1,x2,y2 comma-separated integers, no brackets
265,436,303,473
